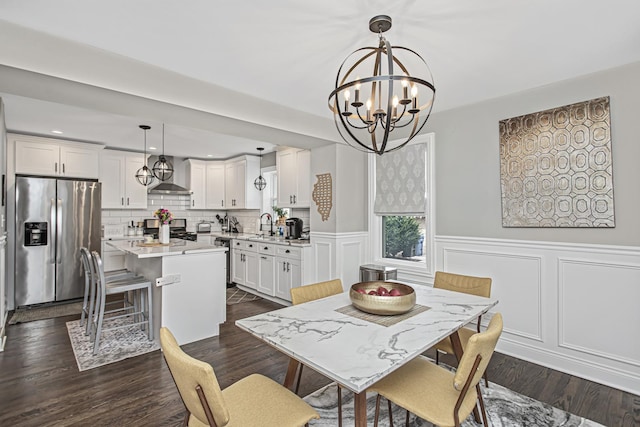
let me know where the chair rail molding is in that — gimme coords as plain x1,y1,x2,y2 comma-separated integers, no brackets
435,235,640,396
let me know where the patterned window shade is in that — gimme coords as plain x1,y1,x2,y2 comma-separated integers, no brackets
374,143,426,215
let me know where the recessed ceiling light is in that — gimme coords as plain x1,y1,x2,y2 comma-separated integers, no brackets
149,146,157,150
51,130,63,134
207,154,213,157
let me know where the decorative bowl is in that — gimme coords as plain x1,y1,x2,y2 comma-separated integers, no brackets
349,281,416,315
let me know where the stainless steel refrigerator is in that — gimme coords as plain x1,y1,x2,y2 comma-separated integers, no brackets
15,176,101,306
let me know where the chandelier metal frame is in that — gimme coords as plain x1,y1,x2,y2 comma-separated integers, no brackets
135,125,155,186
328,15,436,155
152,123,174,181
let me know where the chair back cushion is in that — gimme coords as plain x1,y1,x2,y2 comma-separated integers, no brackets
290,279,344,305
434,271,492,298
160,327,230,426
453,313,503,391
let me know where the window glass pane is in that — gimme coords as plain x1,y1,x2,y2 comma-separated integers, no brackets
382,215,426,262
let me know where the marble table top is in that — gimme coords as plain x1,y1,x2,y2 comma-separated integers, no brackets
236,285,498,393
106,239,228,258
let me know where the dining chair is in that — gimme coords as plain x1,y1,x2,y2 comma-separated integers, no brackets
290,279,344,427
432,271,492,386
79,247,139,335
160,327,319,427
370,313,503,427
90,250,153,355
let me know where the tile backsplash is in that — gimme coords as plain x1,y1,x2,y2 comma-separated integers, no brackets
102,194,310,236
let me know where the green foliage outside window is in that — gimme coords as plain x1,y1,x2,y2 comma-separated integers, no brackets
383,216,421,259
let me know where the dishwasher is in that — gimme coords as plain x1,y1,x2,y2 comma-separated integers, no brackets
214,237,232,287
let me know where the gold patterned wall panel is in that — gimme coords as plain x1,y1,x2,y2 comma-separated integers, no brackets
499,97,614,227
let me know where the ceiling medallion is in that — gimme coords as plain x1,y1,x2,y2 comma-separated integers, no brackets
328,15,436,155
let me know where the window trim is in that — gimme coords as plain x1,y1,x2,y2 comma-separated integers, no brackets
367,133,436,281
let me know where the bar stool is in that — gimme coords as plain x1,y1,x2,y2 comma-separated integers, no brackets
90,250,154,355
79,248,140,336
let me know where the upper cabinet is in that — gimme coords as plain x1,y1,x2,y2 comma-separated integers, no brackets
277,148,310,208
13,134,102,179
186,159,206,209
224,156,261,209
205,162,225,209
99,150,148,209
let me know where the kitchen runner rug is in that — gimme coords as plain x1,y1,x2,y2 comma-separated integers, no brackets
66,318,159,371
226,286,262,305
9,301,83,324
303,381,604,427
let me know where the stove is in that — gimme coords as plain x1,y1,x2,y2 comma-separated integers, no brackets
143,218,198,241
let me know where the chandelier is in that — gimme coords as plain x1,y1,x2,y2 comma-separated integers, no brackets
328,15,435,155
152,123,174,181
254,147,267,191
135,125,155,186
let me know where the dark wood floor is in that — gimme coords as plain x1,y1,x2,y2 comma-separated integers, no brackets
0,298,638,426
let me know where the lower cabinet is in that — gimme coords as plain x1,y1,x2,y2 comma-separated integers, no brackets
233,239,314,302
231,240,259,290
101,240,126,272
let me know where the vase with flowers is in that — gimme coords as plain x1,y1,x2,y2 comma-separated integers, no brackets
155,208,173,244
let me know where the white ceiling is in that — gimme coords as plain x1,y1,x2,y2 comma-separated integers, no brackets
1,0,639,159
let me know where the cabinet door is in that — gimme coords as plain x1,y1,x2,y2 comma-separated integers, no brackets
233,160,247,209
99,152,126,208
257,254,275,296
277,149,296,207
294,149,311,207
287,258,302,294
187,160,206,209
124,154,148,209
224,162,236,208
60,145,100,179
244,250,259,290
205,163,225,209
15,140,60,176
231,249,245,285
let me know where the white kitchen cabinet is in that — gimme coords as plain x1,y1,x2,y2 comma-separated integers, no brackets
224,156,261,209
231,239,259,289
99,150,148,209
274,245,303,301
186,159,206,209
277,147,310,207
257,243,276,296
205,162,226,209
13,134,102,179
101,240,126,272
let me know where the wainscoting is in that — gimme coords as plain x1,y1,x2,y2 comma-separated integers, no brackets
310,231,369,287
436,235,640,396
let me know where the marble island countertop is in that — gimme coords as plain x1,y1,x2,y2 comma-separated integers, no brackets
106,238,228,258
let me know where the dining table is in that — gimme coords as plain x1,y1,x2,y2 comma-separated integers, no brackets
236,283,499,427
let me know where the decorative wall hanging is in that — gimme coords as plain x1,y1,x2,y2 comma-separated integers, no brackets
312,173,333,221
499,96,614,227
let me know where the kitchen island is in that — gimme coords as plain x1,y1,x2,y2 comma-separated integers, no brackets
106,239,228,345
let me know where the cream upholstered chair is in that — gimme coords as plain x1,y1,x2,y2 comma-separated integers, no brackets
369,313,503,427
160,327,319,427
433,271,492,385
290,279,344,427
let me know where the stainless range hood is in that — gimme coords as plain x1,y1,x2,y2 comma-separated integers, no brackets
147,156,192,195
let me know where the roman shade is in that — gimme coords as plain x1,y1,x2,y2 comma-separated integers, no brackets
374,142,427,215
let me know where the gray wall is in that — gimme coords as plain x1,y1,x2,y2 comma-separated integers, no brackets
427,61,640,246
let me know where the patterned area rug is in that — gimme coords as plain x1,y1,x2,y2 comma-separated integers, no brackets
66,318,159,371
304,381,604,426
226,286,262,305
9,301,83,324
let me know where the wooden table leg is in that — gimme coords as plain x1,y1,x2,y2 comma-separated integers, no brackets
353,391,367,427
283,358,300,391
450,330,482,423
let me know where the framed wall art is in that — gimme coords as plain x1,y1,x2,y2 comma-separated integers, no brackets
499,96,614,227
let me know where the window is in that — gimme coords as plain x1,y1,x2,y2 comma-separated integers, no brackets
368,134,435,280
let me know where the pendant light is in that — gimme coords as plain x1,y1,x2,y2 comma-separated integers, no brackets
135,125,155,186
152,123,174,181
254,147,267,191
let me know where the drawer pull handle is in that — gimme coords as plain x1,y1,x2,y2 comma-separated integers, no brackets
285,249,290,253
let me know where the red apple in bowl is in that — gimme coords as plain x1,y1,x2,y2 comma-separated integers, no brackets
389,288,401,296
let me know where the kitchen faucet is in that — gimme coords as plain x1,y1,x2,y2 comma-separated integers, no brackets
259,213,274,236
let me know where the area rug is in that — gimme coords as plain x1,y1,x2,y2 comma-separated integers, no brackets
9,301,83,324
226,286,262,305
66,318,159,371
303,381,604,426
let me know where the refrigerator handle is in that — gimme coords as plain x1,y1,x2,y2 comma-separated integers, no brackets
49,198,56,263
56,198,62,264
